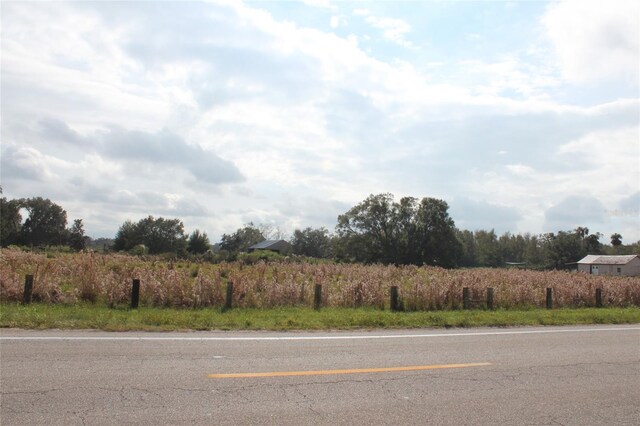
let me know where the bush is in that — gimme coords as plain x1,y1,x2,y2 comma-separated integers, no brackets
130,244,148,256
237,250,286,264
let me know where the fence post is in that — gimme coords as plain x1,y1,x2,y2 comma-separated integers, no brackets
486,288,494,310
595,288,603,308
354,284,363,308
546,288,553,309
224,281,234,311
463,287,470,310
130,279,140,309
22,275,34,305
314,284,322,310
390,286,399,312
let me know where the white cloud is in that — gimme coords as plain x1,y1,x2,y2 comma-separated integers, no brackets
506,164,536,177
330,15,346,29
459,57,560,98
450,197,522,234
1,145,58,182
301,0,336,10
544,196,607,232
1,1,638,242
352,8,415,48
556,127,639,197
542,0,640,84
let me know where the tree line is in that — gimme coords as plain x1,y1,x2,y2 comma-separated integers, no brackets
1,193,637,269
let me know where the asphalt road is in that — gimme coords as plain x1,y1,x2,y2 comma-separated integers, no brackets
1,325,639,425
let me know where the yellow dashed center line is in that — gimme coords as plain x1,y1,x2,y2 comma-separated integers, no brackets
208,362,491,379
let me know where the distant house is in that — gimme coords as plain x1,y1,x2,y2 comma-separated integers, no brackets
247,239,291,254
577,255,640,276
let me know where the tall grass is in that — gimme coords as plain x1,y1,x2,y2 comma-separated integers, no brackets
1,249,639,309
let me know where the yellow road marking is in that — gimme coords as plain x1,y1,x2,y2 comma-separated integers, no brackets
208,362,491,379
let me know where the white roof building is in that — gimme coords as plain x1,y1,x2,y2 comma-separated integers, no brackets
577,255,640,276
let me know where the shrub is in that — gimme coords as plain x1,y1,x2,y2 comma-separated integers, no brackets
130,244,148,256
237,250,286,264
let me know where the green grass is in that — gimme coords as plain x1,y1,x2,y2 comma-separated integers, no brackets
1,303,639,331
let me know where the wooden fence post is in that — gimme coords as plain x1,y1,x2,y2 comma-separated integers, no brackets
130,279,140,309
546,288,553,309
354,283,363,308
390,286,399,312
595,288,603,308
314,284,322,310
486,288,494,310
463,287,471,310
22,275,34,305
224,281,234,311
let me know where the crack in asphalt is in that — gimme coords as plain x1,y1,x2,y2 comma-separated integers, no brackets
1,388,64,396
292,385,324,418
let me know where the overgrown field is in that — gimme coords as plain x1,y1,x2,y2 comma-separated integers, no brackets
1,249,639,310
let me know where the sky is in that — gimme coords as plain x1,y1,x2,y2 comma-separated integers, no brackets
1,0,639,244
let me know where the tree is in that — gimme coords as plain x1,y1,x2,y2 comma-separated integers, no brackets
0,197,23,247
583,232,602,254
257,223,288,241
456,229,477,267
335,193,400,264
219,223,265,253
412,197,462,267
611,233,622,247
113,216,187,254
290,227,333,258
473,230,501,266
335,193,461,266
67,219,86,251
522,233,544,268
187,229,211,254
113,220,140,252
540,231,583,269
20,197,68,247
575,226,589,240
573,226,601,254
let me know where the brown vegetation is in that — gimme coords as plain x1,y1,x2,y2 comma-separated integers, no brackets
1,249,639,309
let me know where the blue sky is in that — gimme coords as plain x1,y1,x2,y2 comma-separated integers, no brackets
1,0,638,243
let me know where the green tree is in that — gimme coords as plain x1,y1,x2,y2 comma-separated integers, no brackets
187,229,211,254
474,230,501,267
522,233,544,268
290,227,333,258
67,219,86,251
335,193,461,266
113,220,140,252
336,193,400,264
394,196,419,265
20,197,68,247
575,226,589,240
584,232,602,254
456,229,477,267
540,231,584,269
611,233,622,247
498,232,528,264
113,216,187,255
219,223,265,253
412,197,462,267
0,197,23,247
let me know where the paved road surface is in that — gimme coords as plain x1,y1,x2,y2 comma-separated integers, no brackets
1,325,639,425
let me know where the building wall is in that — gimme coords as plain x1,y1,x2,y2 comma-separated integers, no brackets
622,257,640,276
579,257,640,276
577,264,590,274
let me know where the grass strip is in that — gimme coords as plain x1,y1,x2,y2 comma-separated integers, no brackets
1,303,639,331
